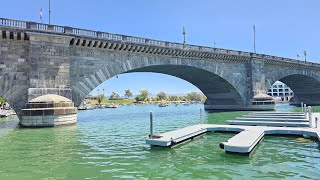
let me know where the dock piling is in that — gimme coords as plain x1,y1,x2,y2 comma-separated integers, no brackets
304,104,307,117
200,108,203,124
308,106,312,128
150,112,154,138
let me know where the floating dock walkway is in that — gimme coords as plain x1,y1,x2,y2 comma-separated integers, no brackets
227,112,309,127
146,124,320,155
146,111,320,155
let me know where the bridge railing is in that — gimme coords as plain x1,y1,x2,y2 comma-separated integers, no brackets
0,17,319,67
0,18,27,28
72,28,97,37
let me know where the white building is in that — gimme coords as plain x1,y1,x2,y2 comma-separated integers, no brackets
267,81,294,102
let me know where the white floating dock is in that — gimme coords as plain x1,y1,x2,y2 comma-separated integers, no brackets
227,112,309,127
243,113,306,116
250,112,305,115
146,124,207,147
220,130,264,154
146,124,320,155
235,117,308,122
242,115,306,119
227,120,309,127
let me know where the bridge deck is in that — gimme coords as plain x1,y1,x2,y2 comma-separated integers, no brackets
146,124,320,155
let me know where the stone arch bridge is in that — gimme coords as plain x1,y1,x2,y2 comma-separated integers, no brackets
1,18,320,118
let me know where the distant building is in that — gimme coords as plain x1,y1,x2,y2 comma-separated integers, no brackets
267,81,294,102
85,94,97,100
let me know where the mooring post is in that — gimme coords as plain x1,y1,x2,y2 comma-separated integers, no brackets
304,104,307,117
301,102,304,112
200,108,203,124
150,112,154,138
308,106,312,128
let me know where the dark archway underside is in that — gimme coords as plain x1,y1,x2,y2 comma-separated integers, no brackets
279,74,320,105
128,65,245,107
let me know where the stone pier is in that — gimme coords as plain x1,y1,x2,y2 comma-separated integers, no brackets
20,94,77,127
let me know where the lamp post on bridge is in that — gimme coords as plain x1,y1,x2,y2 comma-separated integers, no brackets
49,0,51,24
304,51,307,63
253,25,256,53
40,8,43,23
183,26,186,49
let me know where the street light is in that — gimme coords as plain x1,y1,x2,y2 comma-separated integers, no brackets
253,25,256,53
304,51,307,63
49,0,51,24
182,26,186,49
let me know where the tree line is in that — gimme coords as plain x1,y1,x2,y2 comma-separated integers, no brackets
95,89,206,104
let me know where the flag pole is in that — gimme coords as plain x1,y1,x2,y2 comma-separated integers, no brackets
40,8,42,23
49,0,51,24
183,26,186,49
253,25,256,53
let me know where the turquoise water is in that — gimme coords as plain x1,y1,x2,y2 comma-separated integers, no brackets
0,104,319,179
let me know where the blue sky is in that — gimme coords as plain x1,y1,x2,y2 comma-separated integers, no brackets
1,0,319,95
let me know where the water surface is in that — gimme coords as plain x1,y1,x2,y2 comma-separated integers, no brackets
0,104,319,179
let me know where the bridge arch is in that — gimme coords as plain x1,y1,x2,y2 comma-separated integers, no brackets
267,72,320,105
71,59,247,110
0,75,29,114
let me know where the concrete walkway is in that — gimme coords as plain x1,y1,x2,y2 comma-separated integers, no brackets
235,117,308,122
227,120,309,127
227,112,309,127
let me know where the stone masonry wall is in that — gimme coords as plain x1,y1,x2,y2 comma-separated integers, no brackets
0,31,30,113
27,33,72,101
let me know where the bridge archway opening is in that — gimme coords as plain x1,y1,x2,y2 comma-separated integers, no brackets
267,81,294,103
87,72,204,103
269,74,320,106
0,96,17,118
77,65,246,111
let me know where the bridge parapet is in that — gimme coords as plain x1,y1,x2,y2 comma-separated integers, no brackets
0,18,27,28
1,17,320,68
